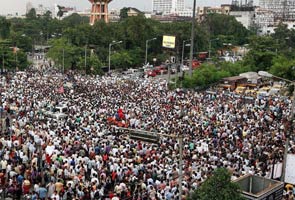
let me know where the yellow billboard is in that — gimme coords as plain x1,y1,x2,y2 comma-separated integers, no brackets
162,35,176,49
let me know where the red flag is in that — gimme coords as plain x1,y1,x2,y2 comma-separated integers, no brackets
46,154,52,164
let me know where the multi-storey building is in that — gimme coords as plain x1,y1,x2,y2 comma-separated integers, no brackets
259,0,295,22
152,0,185,15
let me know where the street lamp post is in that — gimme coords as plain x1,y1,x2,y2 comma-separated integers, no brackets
108,41,122,73
189,0,197,77
145,38,157,65
209,38,219,59
2,51,4,73
85,45,87,74
258,71,295,182
181,40,191,68
62,48,65,74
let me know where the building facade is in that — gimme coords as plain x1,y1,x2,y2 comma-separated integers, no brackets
259,0,295,22
152,0,185,15
197,5,231,22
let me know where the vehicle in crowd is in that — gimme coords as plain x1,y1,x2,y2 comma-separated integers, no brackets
145,70,157,77
181,65,189,71
235,86,246,94
198,52,209,61
218,76,248,91
257,86,271,98
54,105,68,113
268,86,281,96
122,68,139,75
154,65,168,75
245,88,257,96
192,60,201,70
49,113,68,121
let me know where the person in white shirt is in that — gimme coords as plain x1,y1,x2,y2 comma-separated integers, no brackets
51,190,60,200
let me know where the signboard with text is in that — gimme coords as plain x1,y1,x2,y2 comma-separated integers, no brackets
162,35,176,49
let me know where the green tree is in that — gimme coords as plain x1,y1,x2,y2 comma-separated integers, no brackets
87,54,103,74
243,36,277,71
0,40,20,71
47,38,83,70
63,13,89,27
188,168,244,200
202,13,252,45
0,17,11,39
120,7,129,20
57,5,65,19
111,50,133,70
270,55,295,81
26,8,37,20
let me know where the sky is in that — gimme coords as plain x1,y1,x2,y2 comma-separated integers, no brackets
0,0,259,15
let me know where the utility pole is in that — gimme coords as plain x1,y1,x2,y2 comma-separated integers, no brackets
209,38,219,59
189,0,196,77
108,41,122,73
62,48,65,74
145,38,157,65
85,45,87,74
2,51,4,73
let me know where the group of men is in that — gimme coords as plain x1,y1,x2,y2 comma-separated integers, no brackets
0,70,294,199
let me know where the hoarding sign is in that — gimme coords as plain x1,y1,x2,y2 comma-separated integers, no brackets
162,35,176,49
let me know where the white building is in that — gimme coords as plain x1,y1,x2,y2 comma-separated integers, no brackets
35,4,53,16
254,8,276,35
230,10,255,29
259,0,295,21
284,21,295,29
152,0,185,15
174,9,195,17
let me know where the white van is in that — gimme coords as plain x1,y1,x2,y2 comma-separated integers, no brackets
54,105,68,113
50,113,67,121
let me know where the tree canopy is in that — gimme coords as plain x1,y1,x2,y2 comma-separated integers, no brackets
2,10,295,82
188,168,244,200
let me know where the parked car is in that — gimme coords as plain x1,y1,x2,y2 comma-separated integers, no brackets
145,70,157,77
181,65,189,71
154,66,168,75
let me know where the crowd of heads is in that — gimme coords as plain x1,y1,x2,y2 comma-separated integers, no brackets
0,70,295,200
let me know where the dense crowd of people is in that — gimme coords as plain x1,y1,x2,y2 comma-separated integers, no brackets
0,70,295,200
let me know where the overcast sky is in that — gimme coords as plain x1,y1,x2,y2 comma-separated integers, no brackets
0,0,259,15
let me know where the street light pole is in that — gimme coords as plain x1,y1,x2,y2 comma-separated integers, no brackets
145,38,157,65
182,40,191,68
108,41,123,73
85,45,87,74
2,51,4,73
62,48,65,74
189,0,196,77
258,71,295,182
108,43,111,73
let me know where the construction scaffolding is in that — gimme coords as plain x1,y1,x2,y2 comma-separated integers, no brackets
259,0,295,22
